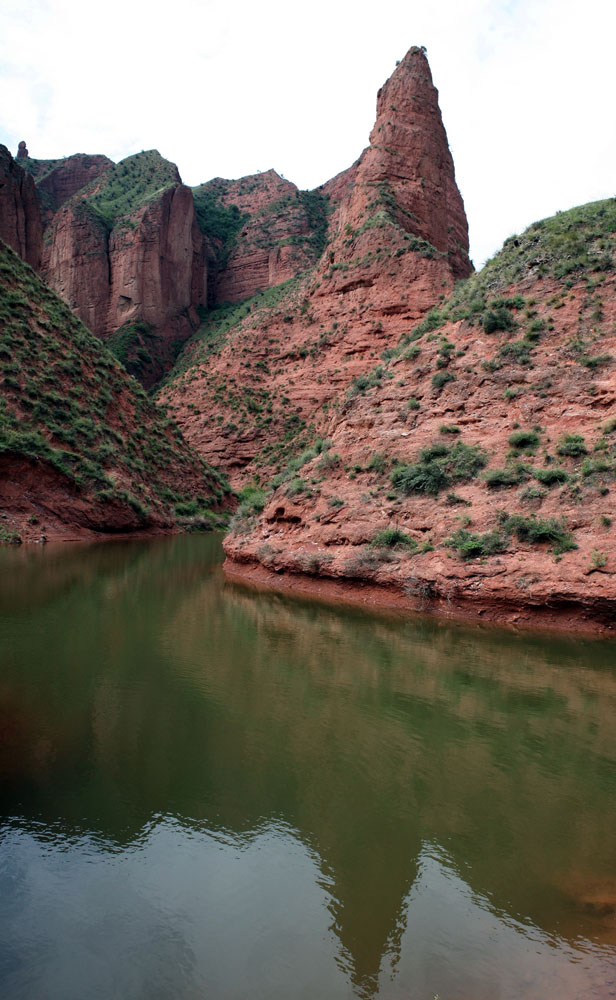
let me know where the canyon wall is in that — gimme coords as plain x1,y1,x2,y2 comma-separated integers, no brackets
39,151,206,386
160,46,472,476
193,169,329,305
0,145,42,271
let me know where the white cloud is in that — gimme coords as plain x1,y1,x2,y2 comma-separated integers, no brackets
0,0,614,267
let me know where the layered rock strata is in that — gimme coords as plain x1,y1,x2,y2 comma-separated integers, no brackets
161,46,471,477
223,197,616,633
193,169,329,305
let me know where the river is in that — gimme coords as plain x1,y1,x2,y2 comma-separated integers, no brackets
0,534,614,999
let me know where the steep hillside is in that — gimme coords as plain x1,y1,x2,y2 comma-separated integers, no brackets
0,239,229,542
40,150,206,386
223,197,616,632
193,169,330,304
160,46,471,480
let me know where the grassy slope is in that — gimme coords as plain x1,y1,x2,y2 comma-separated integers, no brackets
0,239,229,537
225,198,616,581
84,150,180,232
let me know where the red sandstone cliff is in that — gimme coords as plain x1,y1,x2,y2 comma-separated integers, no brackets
34,153,113,223
161,46,471,475
193,169,329,305
0,145,42,270
341,46,470,276
41,151,206,386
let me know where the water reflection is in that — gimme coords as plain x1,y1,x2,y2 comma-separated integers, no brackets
0,535,615,999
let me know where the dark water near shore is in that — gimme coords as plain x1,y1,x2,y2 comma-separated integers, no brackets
0,533,615,1000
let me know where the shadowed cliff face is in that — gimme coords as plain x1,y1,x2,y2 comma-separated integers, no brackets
0,240,229,542
0,145,42,271
160,46,471,482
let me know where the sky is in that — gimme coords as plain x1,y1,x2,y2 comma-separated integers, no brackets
0,0,614,267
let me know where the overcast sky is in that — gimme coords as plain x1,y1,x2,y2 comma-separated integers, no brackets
1,0,614,267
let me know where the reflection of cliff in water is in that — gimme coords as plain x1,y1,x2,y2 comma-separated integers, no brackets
1,535,615,992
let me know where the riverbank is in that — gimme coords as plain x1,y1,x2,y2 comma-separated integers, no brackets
223,553,616,637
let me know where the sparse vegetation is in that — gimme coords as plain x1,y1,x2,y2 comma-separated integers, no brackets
390,441,487,496
0,240,228,532
446,528,508,559
371,527,418,550
85,150,179,232
557,434,587,457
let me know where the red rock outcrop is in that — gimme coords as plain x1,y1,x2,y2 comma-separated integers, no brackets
16,141,28,159
34,153,112,223
161,46,471,475
41,151,206,386
193,169,328,305
0,144,42,270
337,46,470,277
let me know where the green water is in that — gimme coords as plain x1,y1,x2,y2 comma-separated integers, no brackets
0,534,615,1000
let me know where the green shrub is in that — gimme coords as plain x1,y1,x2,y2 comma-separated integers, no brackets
317,451,341,472
581,457,612,478
520,485,547,501
446,492,472,506
557,434,587,457
482,307,515,333
580,353,611,369
499,513,577,555
432,370,456,391
286,477,311,497
371,527,418,550
366,451,388,475
348,366,384,397
526,317,546,338
484,464,528,488
238,485,267,513
446,528,508,559
498,339,533,365
402,344,421,361
532,467,569,486
390,441,487,496
509,430,540,451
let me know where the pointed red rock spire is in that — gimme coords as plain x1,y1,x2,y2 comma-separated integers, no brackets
344,45,471,278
